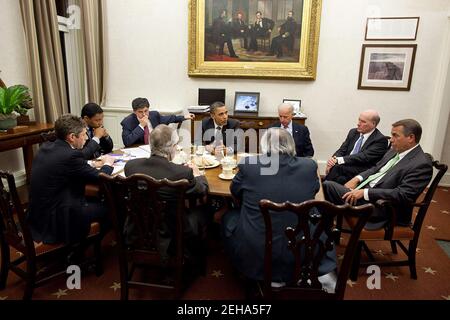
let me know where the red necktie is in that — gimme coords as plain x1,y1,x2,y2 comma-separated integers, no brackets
144,126,150,144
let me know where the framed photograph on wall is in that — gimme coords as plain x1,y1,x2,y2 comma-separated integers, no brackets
188,0,323,80
283,99,302,115
358,44,417,91
365,17,420,41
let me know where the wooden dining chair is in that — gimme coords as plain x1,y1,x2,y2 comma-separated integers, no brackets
349,157,447,280
258,199,373,300
99,173,193,300
0,170,103,299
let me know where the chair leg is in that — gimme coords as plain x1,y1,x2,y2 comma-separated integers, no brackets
119,257,129,300
390,241,398,254
350,241,363,281
0,239,10,289
408,240,418,280
23,263,36,300
336,215,343,245
93,238,103,276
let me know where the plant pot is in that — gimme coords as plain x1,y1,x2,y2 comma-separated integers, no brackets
0,114,18,130
17,115,30,125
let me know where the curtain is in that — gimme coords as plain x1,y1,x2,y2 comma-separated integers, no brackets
80,0,107,105
19,0,68,123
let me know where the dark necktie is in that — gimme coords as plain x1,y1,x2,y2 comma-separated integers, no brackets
215,126,223,144
351,135,364,155
144,126,150,145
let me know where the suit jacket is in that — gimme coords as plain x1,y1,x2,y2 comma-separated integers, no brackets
252,17,275,36
81,126,114,160
232,18,248,37
226,154,336,282
334,128,388,168
28,139,113,244
360,145,433,225
121,111,185,147
269,122,314,157
201,117,241,151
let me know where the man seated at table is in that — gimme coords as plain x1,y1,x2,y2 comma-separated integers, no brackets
201,101,241,155
323,119,433,229
121,97,195,147
81,102,114,160
124,124,209,272
324,109,388,184
28,114,115,245
269,103,314,157
221,128,337,291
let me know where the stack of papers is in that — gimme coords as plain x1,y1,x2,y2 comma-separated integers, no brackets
188,105,210,113
120,145,151,159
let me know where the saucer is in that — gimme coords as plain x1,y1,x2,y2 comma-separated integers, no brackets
219,173,235,180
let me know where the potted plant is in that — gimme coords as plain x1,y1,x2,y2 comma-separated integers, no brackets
0,85,33,130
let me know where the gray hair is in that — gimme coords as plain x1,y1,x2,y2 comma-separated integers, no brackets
150,124,179,157
362,109,380,126
278,103,294,114
55,114,85,140
260,127,296,156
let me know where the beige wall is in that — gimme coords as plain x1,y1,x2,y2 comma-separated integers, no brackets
104,0,450,175
0,0,32,185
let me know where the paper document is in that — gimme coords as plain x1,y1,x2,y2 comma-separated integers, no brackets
120,147,150,159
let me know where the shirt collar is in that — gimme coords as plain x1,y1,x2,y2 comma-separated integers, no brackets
398,144,419,160
361,128,375,141
281,121,293,131
213,120,223,130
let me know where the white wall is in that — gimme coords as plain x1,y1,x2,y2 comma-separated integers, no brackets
0,0,31,184
105,0,450,174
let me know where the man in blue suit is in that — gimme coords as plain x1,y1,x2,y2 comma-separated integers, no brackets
121,97,194,147
269,103,314,157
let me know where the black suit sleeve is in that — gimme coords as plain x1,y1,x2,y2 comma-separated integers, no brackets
342,133,388,166
230,162,245,202
333,130,355,157
121,118,144,147
67,151,113,182
100,136,114,155
81,140,101,160
158,112,185,125
302,126,314,157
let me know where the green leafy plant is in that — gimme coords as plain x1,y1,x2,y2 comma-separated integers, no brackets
0,85,32,116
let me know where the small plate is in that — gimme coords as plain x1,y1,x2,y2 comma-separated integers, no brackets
219,173,235,180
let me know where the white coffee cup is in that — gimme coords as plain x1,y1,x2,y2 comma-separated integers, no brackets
221,157,236,179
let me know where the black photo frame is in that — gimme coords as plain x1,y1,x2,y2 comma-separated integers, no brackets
233,92,260,115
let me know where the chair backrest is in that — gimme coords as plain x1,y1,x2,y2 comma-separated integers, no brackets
259,199,373,300
99,172,190,294
0,171,36,258
412,155,447,234
40,131,57,143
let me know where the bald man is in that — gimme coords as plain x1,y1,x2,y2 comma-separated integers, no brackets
268,103,314,157
324,110,389,184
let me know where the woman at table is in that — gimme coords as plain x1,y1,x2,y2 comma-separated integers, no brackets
221,128,337,290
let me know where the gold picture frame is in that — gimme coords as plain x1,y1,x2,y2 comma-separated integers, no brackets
188,0,323,80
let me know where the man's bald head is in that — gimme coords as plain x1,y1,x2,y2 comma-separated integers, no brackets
357,109,380,134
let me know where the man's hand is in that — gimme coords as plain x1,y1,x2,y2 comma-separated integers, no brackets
94,126,107,138
100,155,115,167
205,144,215,154
138,115,149,128
185,113,195,120
327,156,337,168
344,176,360,190
342,189,364,206
187,162,202,177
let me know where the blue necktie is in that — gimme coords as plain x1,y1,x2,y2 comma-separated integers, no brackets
351,135,364,155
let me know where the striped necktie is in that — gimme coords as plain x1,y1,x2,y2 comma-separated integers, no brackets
355,153,400,190
351,135,364,155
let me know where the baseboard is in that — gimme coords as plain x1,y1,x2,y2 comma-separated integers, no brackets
441,173,450,187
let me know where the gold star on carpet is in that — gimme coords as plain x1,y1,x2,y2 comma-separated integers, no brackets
426,225,437,231
110,282,121,292
442,295,450,300
110,240,117,247
346,280,356,288
423,267,437,275
36,267,48,275
385,273,399,281
211,270,224,278
431,200,437,203
416,248,421,253
52,289,68,299
442,189,448,192
337,254,344,261
374,250,384,256
0,296,8,300
441,210,449,215
16,251,23,256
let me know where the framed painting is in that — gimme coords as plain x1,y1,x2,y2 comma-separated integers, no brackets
188,0,323,80
358,44,417,91
365,17,420,41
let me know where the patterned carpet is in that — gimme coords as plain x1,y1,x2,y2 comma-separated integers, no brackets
0,188,449,300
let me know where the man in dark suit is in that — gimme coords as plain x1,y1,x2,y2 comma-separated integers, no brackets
323,119,433,228
269,103,314,157
124,124,208,267
28,114,114,244
267,11,297,58
81,102,114,160
222,128,336,286
248,11,275,52
121,97,194,147
200,101,241,155
232,12,248,49
212,9,239,58
324,110,389,184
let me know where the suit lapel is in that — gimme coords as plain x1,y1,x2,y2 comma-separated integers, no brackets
347,131,360,155
360,129,378,151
